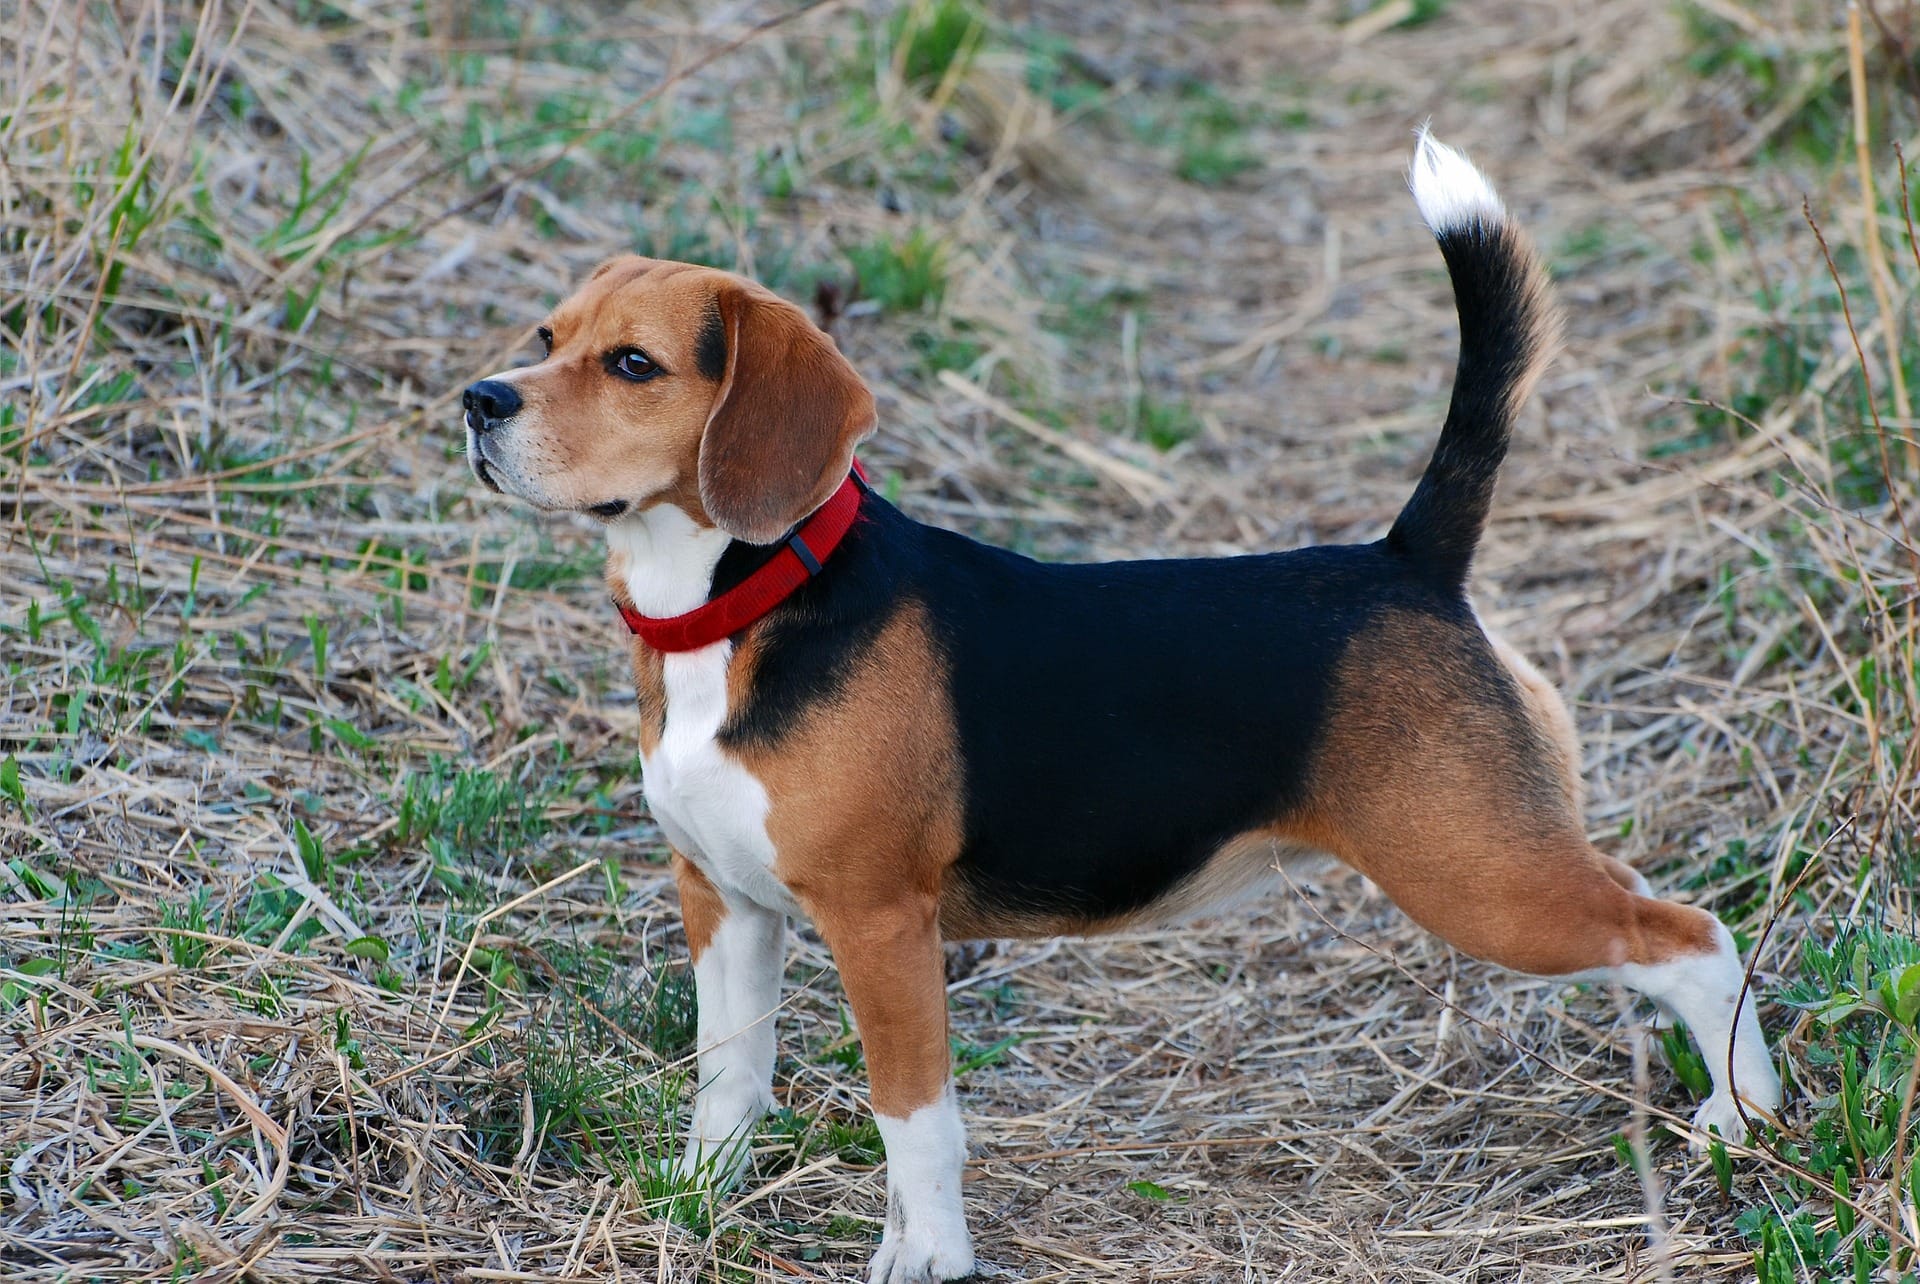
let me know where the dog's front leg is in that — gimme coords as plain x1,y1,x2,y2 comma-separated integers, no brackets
672,852,783,1189
814,893,973,1284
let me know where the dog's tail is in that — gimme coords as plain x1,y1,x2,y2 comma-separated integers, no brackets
1385,127,1560,592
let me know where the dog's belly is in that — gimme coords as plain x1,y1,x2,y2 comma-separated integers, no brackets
642,643,802,917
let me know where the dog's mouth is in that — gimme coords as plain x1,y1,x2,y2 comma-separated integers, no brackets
468,439,505,494
463,428,629,517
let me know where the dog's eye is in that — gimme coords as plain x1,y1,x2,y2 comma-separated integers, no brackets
536,326,553,357
611,348,661,382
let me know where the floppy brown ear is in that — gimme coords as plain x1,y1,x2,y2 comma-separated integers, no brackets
698,281,876,544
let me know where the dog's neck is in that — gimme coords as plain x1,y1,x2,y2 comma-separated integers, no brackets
605,503,733,618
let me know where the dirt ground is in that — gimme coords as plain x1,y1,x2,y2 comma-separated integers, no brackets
3,1,1915,1280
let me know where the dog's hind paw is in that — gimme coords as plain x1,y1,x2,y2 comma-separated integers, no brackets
1689,1091,1769,1151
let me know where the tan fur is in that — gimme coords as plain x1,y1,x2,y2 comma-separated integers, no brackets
622,618,667,756
739,605,965,906
1488,630,1584,812
812,894,950,1117
480,260,718,516
672,850,728,962
731,603,964,1114
1489,633,1652,894
699,277,877,542
1281,611,1715,973
1598,853,1650,893
478,255,872,539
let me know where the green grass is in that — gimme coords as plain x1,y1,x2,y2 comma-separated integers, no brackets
1679,3,1854,168
1660,122,1920,1278
887,0,987,88
155,890,213,968
393,758,544,858
1135,394,1202,453
765,1105,886,1167
1743,923,1920,1282
846,228,948,313
461,942,720,1227
1100,390,1203,452
1172,86,1260,188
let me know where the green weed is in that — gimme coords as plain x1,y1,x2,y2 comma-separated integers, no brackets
1680,5,1852,166
1135,394,1202,453
888,0,987,88
156,890,213,969
1015,27,1109,115
1377,0,1450,29
847,229,948,313
393,758,544,858
1102,391,1201,453
766,1105,886,1166
235,877,323,953
0,755,26,815
908,328,985,376
460,947,715,1225
1173,87,1259,188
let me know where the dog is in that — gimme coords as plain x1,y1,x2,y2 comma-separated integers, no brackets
461,130,1782,1283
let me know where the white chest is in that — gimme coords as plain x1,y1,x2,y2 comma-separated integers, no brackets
640,643,799,915
606,506,800,916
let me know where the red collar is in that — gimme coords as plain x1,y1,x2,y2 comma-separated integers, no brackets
615,464,870,652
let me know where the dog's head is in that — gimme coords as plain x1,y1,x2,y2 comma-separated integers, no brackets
461,256,875,544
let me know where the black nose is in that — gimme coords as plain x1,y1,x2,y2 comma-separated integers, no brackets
462,380,522,431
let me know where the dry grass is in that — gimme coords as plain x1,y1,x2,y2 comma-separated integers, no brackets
2,1,1918,1280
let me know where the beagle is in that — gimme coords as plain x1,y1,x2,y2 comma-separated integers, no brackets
462,131,1781,1283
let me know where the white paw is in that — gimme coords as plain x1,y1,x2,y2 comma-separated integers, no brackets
1689,1070,1784,1152
1689,1092,1755,1149
868,1210,974,1283
673,1082,769,1189
671,1134,752,1189
1691,1043,1785,1151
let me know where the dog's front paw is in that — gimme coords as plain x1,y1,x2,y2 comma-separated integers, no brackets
670,1131,754,1191
673,1104,762,1191
868,1209,974,1283
672,1083,769,1190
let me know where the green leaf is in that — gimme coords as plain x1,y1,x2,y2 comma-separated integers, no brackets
1889,963,1920,1026
8,860,60,899
292,818,327,884
1128,1180,1171,1201
0,754,23,808
323,718,375,751
305,613,328,679
1709,1134,1733,1201
1610,1132,1635,1169
1814,998,1864,1024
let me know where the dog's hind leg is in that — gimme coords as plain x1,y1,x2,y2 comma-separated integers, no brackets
1301,612,1781,1144
1365,842,1779,1144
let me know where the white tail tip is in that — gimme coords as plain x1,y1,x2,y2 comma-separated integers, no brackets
1409,125,1506,235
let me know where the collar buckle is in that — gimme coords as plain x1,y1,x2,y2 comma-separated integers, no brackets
786,530,823,576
